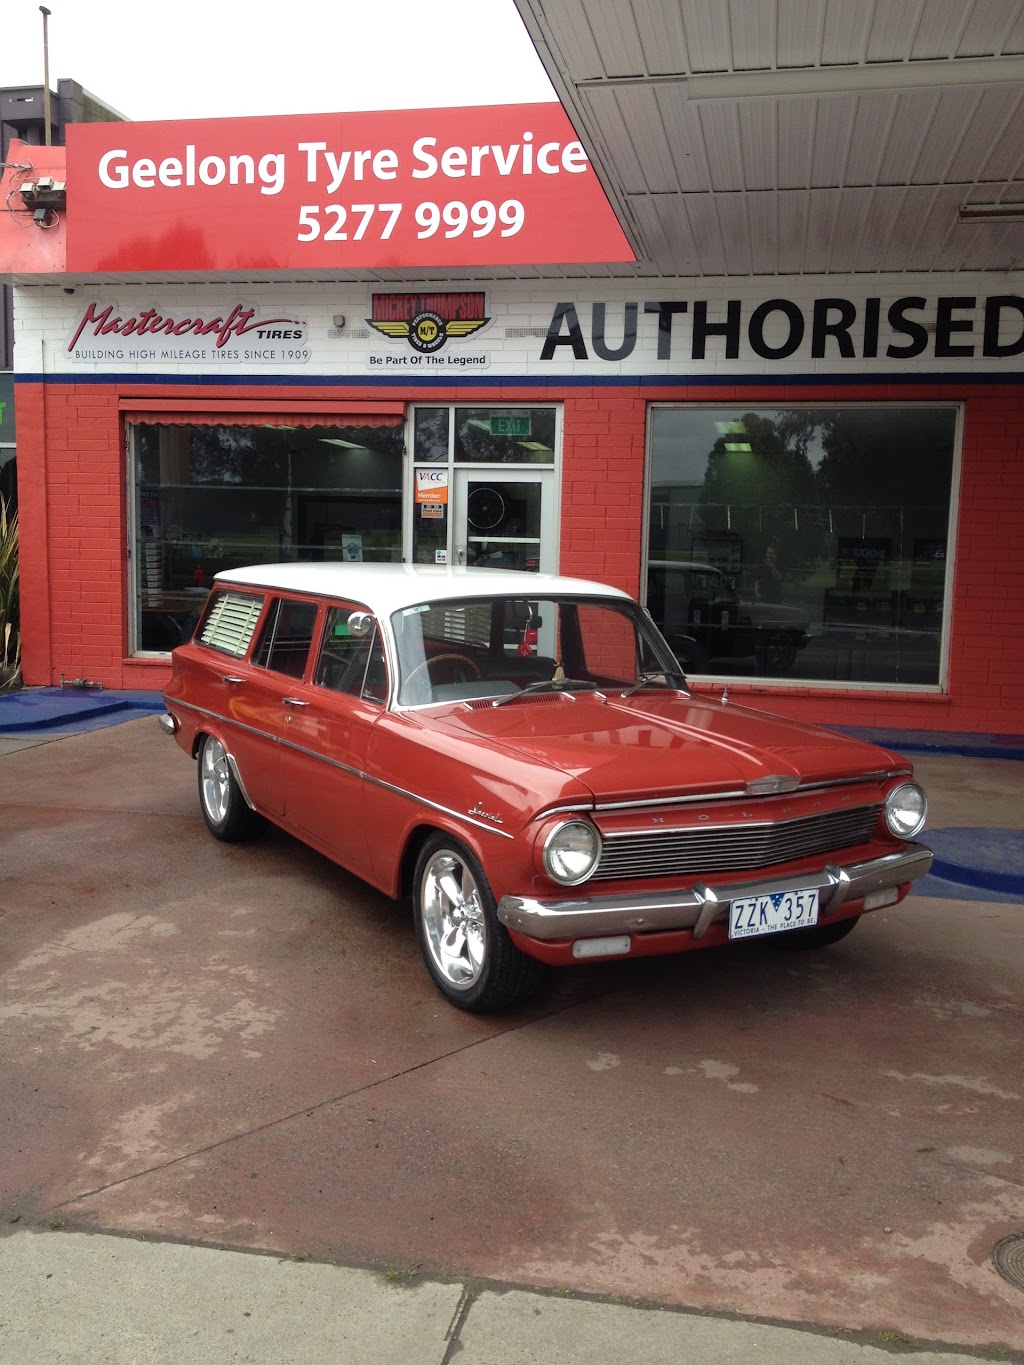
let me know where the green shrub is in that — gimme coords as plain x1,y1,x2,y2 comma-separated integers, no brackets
0,495,20,691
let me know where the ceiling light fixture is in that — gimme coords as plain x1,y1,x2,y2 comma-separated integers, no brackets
576,54,1024,100
958,201,1024,223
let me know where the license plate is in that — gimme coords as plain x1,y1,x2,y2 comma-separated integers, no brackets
729,888,819,940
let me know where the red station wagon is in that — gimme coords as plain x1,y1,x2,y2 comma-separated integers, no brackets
161,563,932,1011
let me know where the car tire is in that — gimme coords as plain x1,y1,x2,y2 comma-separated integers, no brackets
412,833,545,1012
755,631,798,675
197,734,262,842
769,914,861,951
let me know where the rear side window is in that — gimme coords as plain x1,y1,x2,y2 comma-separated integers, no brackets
253,598,319,679
413,601,493,649
198,591,265,658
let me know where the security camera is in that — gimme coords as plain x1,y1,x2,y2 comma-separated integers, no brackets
63,286,75,295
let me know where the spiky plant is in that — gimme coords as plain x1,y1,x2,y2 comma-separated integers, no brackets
0,495,21,691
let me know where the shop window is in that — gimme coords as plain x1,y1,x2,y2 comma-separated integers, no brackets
645,406,957,687
131,419,403,653
413,406,556,466
0,371,15,511
453,408,555,464
413,408,449,462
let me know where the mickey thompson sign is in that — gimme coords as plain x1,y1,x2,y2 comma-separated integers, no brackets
539,295,1024,362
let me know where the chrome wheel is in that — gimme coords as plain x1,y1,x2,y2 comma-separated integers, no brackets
200,736,232,825
197,733,261,842
411,834,546,1011
418,849,487,991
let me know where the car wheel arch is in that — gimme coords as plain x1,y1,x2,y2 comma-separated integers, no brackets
398,819,493,903
191,728,257,813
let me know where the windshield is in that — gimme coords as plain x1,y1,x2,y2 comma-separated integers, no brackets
392,594,687,706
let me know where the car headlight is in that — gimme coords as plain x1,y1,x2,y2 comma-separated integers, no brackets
885,782,927,838
542,820,603,885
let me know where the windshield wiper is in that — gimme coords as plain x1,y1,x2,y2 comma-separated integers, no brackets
619,672,689,698
492,677,599,707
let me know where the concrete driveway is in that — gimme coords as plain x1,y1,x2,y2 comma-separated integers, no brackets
1,719,1022,1357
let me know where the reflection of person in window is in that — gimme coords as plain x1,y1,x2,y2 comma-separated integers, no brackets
755,546,783,602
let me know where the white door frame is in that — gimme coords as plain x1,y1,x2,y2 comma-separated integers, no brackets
451,466,558,573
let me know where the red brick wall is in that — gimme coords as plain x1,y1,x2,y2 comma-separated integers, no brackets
15,376,1024,734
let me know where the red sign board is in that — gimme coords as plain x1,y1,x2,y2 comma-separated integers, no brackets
65,104,634,272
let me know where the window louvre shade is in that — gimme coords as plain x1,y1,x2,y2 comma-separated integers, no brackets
122,401,404,429
199,592,265,657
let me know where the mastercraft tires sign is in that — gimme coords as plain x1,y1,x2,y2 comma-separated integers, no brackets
64,105,634,272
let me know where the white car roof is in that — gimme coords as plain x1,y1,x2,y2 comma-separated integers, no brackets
215,562,633,617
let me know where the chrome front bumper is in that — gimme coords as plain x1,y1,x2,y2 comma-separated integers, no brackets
497,843,933,943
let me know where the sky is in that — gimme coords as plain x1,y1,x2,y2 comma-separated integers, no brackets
0,0,555,122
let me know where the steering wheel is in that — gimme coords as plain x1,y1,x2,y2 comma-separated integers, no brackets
404,652,481,702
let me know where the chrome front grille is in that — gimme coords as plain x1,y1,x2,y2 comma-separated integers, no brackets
594,804,882,881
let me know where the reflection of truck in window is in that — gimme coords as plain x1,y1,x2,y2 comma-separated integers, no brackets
824,537,897,630
646,560,811,675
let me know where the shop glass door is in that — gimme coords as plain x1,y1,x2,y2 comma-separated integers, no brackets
452,468,555,573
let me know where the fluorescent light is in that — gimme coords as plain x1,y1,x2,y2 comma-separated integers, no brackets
578,54,1024,100
958,201,1024,222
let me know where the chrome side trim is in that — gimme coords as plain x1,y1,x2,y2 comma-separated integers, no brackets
595,789,748,811
225,752,257,812
534,802,596,817
592,770,901,812
168,697,513,839
173,698,269,744
600,804,880,841
360,771,515,839
497,844,933,942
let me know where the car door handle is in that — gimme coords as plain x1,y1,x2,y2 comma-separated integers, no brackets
282,696,310,707
221,675,244,684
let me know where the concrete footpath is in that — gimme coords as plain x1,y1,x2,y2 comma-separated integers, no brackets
0,1230,998,1365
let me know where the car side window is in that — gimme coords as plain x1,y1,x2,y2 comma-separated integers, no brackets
196,590,265,658
252,598,319,679
314,607,388,703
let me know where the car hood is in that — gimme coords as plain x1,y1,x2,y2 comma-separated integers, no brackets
737,599,811,629
427,692,902,803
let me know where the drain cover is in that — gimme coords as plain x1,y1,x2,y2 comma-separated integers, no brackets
992,1233,1024,1290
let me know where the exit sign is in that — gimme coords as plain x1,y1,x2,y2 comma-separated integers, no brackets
490,415,531,437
